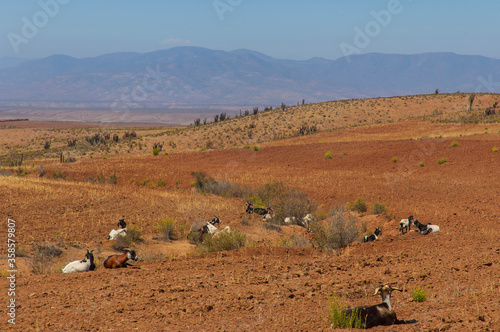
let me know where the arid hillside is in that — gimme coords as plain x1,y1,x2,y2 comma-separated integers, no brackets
1,94,500,331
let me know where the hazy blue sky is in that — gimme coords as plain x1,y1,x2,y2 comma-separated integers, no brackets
1,0,499,60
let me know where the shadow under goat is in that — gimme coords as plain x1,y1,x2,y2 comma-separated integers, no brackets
343,283,418,329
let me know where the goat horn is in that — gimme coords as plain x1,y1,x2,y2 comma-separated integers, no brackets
373,287,381,295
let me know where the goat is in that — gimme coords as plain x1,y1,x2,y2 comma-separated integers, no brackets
199,222,218,236
413,219,440,235
398,215,414,234
284,213,315,230
245,201,254,214
363,227,382,243
108,228,127,240
117,218,127,229
62,250,95,273
209,216,221,226
343,283,418,329
261,208,275,222
103,249,138,269
212,226,231,240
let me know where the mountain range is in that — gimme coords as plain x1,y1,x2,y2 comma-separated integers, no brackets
1,47,499,107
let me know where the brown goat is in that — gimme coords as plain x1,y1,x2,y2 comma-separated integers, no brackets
103,249,138,269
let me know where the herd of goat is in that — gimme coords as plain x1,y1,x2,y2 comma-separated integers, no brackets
60,203,440,328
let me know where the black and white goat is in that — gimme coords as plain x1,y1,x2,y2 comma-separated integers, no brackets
62,250,95,273
262,208,275,222
199,222,218,236
209,216,221,226
245,201,254,214
108,218,128,240
413,219,440,235
343,283,418,329
363,227,382,243
398,215,414,234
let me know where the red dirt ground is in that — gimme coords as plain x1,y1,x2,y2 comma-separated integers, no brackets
1,120,500,331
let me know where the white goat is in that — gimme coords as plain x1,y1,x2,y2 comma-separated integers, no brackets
108,228,127,240
398,215,414,234
199,222,218,235
62,250,95,273
212,226,231,240
284,214,315,229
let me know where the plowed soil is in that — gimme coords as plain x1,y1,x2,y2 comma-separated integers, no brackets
1,119,500,331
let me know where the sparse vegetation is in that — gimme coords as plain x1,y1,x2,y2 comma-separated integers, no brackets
350,198,367,213
438,157,448,164
196,230,247,254
392,156,398,162
411,287,428,302
155,218,178,241
451,141,459,147
112,225,143,250
419,161,425,167
312,205,359,252
326,293,362,329
372,202,387,215
493,147,498,153
325,151,333,159
30,244,63,274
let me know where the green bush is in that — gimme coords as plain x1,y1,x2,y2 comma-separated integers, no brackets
392,156,398,163
108,173,118,184
493,147,498,153
419,161,425,167
252,145,260,151
196,230,247,253
152,148,160,155
437,157,448,164
350,198,367,213
53,170,63,179
326,294,362,328
325,151,333,159
155,218,177,241
372,202,387,215
411,287,428,302
451,141,459,147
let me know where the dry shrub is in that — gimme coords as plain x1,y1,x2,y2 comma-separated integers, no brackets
112,225,143,250
255,182,315,224
30,244,63,274
191,172,252,198
196,230,247,254
154,218,178,241
312,205,359,252
274,234,310,247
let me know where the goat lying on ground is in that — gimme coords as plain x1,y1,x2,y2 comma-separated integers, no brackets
62,250,95,273
108,228,127,240
245,201,254,214
245,201,272,215
284,213,315,229
117,218,126,229
199,222,218,235
212,226,231,240
343,283,418,329
363,228,382,242
103,249,138,269
262,208,275,222
398,215,414,234
209,216,221,226
413,219,440,235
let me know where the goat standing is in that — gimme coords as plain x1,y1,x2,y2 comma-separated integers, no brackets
343,283,418,328
399,215,414,234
